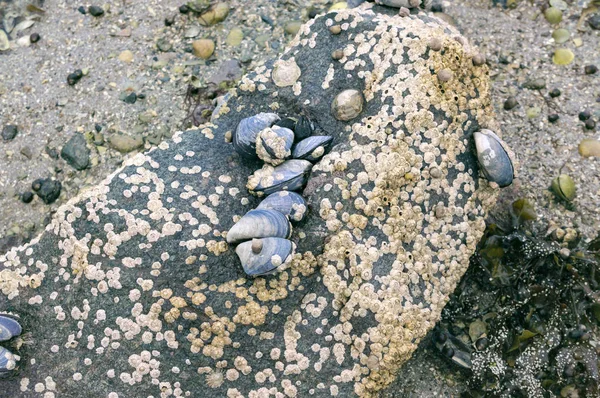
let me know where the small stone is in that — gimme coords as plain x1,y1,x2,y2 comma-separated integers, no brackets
588,14,600,30
32,179,43,191
272,58,301,87
578,138,600,157
179,4,189,14
184,26,201,38
20,146,33,159
284,21,302,36
428,38,442,51
544,7,562,24
431,2,443,12
118,50,134,63
95,124,103,133
584,65,598,75
578,111,591,121
523,78,546,90
30,33,41,43
123,92,137,104
192,39,215,59
78,5,87,14
108,134,144,153
332,49,344,60
398,7,410,17
437,69,453,82
0,30,8,52
226,28,244,46
157,38,172,52
553,48,574,65
88,5,104,17
2,125,18,141
332,89,364,121
572,37,583,47
255,34,270,48
472,53,486,66
548,114,559,123
137,93,146,100
164,16,174,26
36,179,62,204
526,106,541,118
67,69,83,86
551,28,569,44
503,97,518,110
585,119,596,130
61,134,90,170
329,25,341,35
21,192,34,204
549,88,561,98
213,3,230,22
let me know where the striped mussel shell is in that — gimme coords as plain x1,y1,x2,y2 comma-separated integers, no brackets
226,209,292,244
236,237,295,276
247,159,312,196
0,314,22,342
233,113,280,159
256,191,308,222
473,129,514,188
256,126,295,166
292,136,333,163
0,346,17,375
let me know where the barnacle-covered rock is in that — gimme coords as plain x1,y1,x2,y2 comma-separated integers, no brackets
292,135,333,162
256,191,308,222
233,112,280,158
255,126,295,165
0,315,22,342
235,237,295,276
474,129,515,188
226,209,292,244
247,159,312,196
0,7,504,398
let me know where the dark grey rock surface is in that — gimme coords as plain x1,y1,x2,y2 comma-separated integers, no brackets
0,6,502,397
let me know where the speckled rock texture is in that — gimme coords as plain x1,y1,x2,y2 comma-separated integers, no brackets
1,6,503,397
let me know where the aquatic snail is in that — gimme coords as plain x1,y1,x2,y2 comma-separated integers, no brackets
473,129,515,188
0,314,22,376
255,126,295,166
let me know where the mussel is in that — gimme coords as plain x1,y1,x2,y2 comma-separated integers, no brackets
233,113,280,158
473,129,514,188
275,117,297,131
256,191,308,222
0,346,17,375
256,126,295,166
0,315,22,342
294,116,314,141
247,159,313,196
292,136,333,163
236,237,295,276
226,209,292,244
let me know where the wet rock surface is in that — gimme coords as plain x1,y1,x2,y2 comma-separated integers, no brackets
1,7,501,397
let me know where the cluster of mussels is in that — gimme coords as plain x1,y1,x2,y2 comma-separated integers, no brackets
226,113,333,276
0,314,22,376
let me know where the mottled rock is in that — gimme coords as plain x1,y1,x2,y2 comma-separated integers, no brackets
88,5,104,17
2,125,18,141
192,39,215,59
34,178,61,204
107,133,144,153
61,134,90,170
0,7,503,398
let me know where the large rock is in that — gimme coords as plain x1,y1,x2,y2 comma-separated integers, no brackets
0,6,502,397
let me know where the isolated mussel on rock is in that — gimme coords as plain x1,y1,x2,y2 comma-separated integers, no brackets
292,136,333,163
0,346,17,376
256,126,295,165
236,237,295,276
226,209,292,244
233,113,280,158
473,129,514,188
256,191,308,222
247,159,313,196
0,315,22,342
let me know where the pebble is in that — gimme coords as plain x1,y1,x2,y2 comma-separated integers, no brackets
255,34,270,48
179,4,189,14
208,59,242,86
2,125,18,141
549,88,561,98
118,50,134,63
21,192,34,204
36,178,62,204
472,53,486,66
523,78,546,90
437,69,453,82
329,25,341,35
30,33,41,43
184,26,201,38
284,21,302,36
544,7,562,24
192,39,215,59
429,38,442,51
89,5,104,17
122,92,137,104
548,114,559,123
31,179,43,192
332,49,344,60
553,48,574,65
578,138,600,157
585,119,596,130
503,96,518,110
226,29,244,46
20,146,33,159
77,5,87,14
584,65,598,75
108,134,144,153
67,69,83,86
95,124,102,133
578,111,591,121
61,134,90,170
157,38,172,52
588,14,600,30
